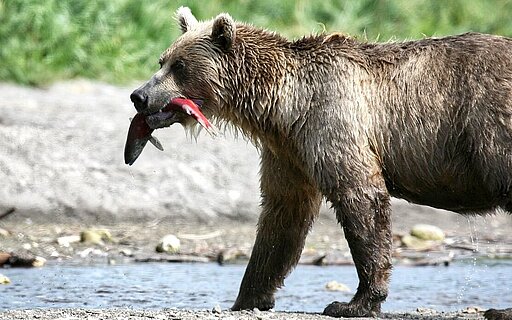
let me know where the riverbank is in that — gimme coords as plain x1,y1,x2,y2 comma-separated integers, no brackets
1,80,511,319
1,217,512,320
1,216,512,268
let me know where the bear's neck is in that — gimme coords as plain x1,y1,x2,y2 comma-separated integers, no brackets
218,26,367,152
217,25,292,148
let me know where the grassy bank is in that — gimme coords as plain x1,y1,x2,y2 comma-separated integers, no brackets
1,0,512,86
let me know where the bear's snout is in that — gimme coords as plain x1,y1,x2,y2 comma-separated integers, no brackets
130,89,148,113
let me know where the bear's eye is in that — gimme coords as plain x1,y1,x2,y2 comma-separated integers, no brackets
171,60,186,73
170,59,187,82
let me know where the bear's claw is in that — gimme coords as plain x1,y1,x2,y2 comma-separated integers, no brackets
323,301,378,318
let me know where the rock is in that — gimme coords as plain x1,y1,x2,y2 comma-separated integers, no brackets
416,307,437,315
402,224,445,250
135,255,209,263
0,274,10,284
78,248,107,258
57,235,81,247
80,228,112,245
325,280,351,292
119,249,133,257
311,255,327,266
0,252,10,266
156,234,181,254
32,256,46,267
0,228,10,237
212,304,222,314
462,306,485,314
400,234,437,251
253,308,264,320
0,252,46,267
410,224,445,241
216,248,248,265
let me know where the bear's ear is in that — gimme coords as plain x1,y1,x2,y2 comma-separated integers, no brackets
211,13,236,52
176,6,198,33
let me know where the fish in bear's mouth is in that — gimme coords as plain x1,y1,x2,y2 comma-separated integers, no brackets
124,97,215,166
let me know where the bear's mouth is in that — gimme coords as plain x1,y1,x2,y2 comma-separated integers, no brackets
124,97,214,165
145,98,206,130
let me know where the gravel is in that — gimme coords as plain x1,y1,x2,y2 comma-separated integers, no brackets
0,308,488,320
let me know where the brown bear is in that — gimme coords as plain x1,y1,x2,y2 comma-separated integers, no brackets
127,6,512,319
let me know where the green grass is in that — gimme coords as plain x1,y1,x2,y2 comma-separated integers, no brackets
1,0,512,86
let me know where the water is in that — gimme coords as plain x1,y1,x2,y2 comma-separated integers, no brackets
458,217,479,304
1,260,511,312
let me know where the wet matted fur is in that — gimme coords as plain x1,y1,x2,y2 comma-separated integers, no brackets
129,7,512,319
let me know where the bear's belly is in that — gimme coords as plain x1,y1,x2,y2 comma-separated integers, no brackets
384,172,499,213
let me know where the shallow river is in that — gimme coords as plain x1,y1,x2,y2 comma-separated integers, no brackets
1,259,511,312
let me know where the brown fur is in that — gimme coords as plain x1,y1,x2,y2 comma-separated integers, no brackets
129,7,512,318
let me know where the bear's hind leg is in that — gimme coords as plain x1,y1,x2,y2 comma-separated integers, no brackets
323,178,392,317
232,147,322,311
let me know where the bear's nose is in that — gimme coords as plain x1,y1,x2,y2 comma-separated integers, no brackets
130,89,148,112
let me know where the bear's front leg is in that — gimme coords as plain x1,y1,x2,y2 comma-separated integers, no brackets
232,147,322,311
323,177,392,318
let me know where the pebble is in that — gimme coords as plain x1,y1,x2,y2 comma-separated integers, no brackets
401,234,437,251
156,234,181,253
212,305,222,314
410,224,445,241
0,252,46,268
416,307,437,314
0,252,11,266
78,248,107,258
253,308,265,320
325,280,351,292
0,228,10,237
57,235,81,247
0,274,10,284
32,256,47,267
462,306,485,314
119,249,133,257
80,228,113,245
217,248,247,264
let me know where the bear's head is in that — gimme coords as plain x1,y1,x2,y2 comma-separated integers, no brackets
129,6,236,132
